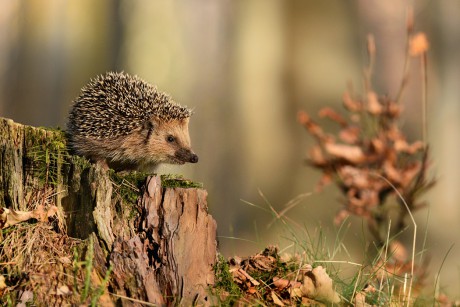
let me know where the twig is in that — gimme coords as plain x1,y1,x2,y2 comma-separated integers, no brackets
421,52,428,145
364,34,376,93
396,8,415,103
109,293,157,306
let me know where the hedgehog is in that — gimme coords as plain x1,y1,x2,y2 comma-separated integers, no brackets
67,72,198,171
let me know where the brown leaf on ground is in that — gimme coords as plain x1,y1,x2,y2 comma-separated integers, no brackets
271,291,285,306
435,293,459,307
0,224,82,304
355,285,377,307
273,277,301,290
0,275,6,295
354,291,369,307
238,269,260,286
301,266,341,304
0,205,58,229
225,248,341,306
56,285,71,296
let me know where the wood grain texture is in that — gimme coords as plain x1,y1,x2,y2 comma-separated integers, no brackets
110,176,217,306
0,117,217,306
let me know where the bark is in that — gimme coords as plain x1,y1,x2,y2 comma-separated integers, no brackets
109,177,217,306
0,117,217,306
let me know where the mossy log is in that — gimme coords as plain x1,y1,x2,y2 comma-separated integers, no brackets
0,117,217,306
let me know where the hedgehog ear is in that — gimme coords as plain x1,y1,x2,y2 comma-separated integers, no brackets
143,120,154,132
142,120,155,142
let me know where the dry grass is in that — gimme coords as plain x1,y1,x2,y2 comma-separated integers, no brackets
0,185,112,306
0,223,82,305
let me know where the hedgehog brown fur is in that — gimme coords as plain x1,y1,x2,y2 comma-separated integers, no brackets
67,72,198,171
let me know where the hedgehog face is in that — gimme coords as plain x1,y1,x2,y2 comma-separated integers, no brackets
145,117,198,165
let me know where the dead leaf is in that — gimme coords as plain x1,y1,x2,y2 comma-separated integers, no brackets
367,91,382,115
389,240,408,263
18,290,34,306
0,205,59,229
324,143,366,163
238,269,260,286
1,208,35,228
409,32,429,56
298,111,325,139
386,124,404,141
302,297,326,306
334,209,350,226
354,291,370,307
298,110,310,126
251,254,277,271
311,266,341,303
370,138,385,154
339,166,369,189
56,285,71,296
386,100,402,118
273,277,301,290
33,204,58,222
383,161,402,185
339,126,360,144
0,276,6,290
343,91,362,112
271,291,285,306
319,107,347,126
401,162,422,186
309,146,327,166
395,140,424,154
289,287,303,298
301,266,341,304
436,293,453,306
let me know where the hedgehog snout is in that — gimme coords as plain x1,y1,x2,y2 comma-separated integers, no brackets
175,148,199,164
189,153,199,163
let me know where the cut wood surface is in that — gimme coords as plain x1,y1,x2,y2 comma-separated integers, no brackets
0,117,217,306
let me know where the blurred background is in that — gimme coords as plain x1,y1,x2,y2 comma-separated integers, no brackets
1,0,459,297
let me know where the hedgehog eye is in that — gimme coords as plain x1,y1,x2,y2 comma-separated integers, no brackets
166,135,175,143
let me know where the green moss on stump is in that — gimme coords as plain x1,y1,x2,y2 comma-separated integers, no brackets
161,174,203,189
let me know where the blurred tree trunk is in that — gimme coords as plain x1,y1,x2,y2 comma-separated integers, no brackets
0,117,217,306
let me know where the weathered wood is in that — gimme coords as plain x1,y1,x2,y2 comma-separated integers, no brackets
0,117,64,210
107,176,217,306
0,117,217,306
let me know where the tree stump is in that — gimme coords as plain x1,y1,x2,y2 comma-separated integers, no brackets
0,117,217,306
